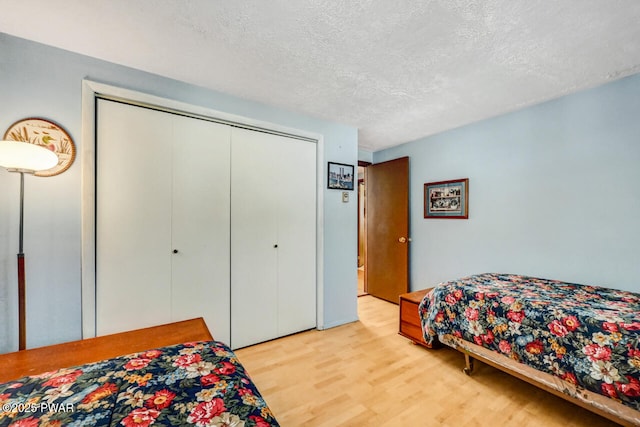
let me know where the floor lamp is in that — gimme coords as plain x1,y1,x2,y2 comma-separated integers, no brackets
0,140,58,350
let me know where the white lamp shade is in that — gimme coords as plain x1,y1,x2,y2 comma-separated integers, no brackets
0,140,59,173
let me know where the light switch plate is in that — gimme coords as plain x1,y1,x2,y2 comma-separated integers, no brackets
342,192,349,203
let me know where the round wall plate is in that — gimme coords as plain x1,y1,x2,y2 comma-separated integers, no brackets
3,117,76,177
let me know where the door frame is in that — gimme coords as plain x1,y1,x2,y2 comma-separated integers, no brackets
80,79,325,338
357,161,371,294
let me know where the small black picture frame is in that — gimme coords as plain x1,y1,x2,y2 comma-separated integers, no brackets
327,162,355,190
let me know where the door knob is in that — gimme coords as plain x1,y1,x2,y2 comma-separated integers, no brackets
173,249,179,254
398,237,407,243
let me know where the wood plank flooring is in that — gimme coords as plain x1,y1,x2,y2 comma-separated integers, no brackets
235,295,619,427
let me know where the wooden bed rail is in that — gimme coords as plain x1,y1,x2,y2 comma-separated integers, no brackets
0,318,213,383
440,335,640,427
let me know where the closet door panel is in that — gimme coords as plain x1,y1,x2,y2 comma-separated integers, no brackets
230,128,279,349
96,100,173,335
276,137,317,336
171,116,231,344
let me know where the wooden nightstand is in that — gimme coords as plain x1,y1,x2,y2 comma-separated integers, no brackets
399,288,439,348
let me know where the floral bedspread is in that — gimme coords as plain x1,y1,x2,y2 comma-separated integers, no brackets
0,341,278,427
419,273,640,411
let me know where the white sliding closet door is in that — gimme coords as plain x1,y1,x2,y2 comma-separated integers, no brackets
231,128,316,348
275,136,317,337
230,129,279,348
170,114,231,344
96,100,231,343
96,101,173,335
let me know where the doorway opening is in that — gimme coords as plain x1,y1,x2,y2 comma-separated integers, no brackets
357,161,371,297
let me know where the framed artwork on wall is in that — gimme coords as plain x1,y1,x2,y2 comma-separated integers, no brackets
3,117,76,177
327,162,354,190
424,178,469,219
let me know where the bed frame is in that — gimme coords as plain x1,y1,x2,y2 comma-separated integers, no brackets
0,318,213,383
438,334,640,427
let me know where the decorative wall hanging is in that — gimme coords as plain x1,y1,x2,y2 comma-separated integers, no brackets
328,162,354,190
3,118,76,177
424,178,469,219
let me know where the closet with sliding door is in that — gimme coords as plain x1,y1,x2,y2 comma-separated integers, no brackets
95,98,316,349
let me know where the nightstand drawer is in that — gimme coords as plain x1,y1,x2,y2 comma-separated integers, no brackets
400,320,424,343
400,299,421,327
398,288,439,348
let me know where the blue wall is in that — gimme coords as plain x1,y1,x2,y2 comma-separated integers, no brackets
375,73,640,293
358,149,373,163
0,33,358,352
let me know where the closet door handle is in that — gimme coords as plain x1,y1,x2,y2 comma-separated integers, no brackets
173,249,179,254
273,244,278,248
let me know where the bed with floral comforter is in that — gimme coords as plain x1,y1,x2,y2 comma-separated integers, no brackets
0,341,278,427
418,273,640,413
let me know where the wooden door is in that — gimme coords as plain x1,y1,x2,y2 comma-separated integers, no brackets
365,157,409,303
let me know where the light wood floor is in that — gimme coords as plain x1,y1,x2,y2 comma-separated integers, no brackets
235,295,619,427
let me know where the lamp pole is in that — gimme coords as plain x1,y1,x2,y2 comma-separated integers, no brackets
18,171,26,350
0,140,58,351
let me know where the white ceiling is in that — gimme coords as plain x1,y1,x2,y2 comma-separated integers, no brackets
2,1,640,152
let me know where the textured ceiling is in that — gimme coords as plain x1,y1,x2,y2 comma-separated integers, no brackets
2,1,640,152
